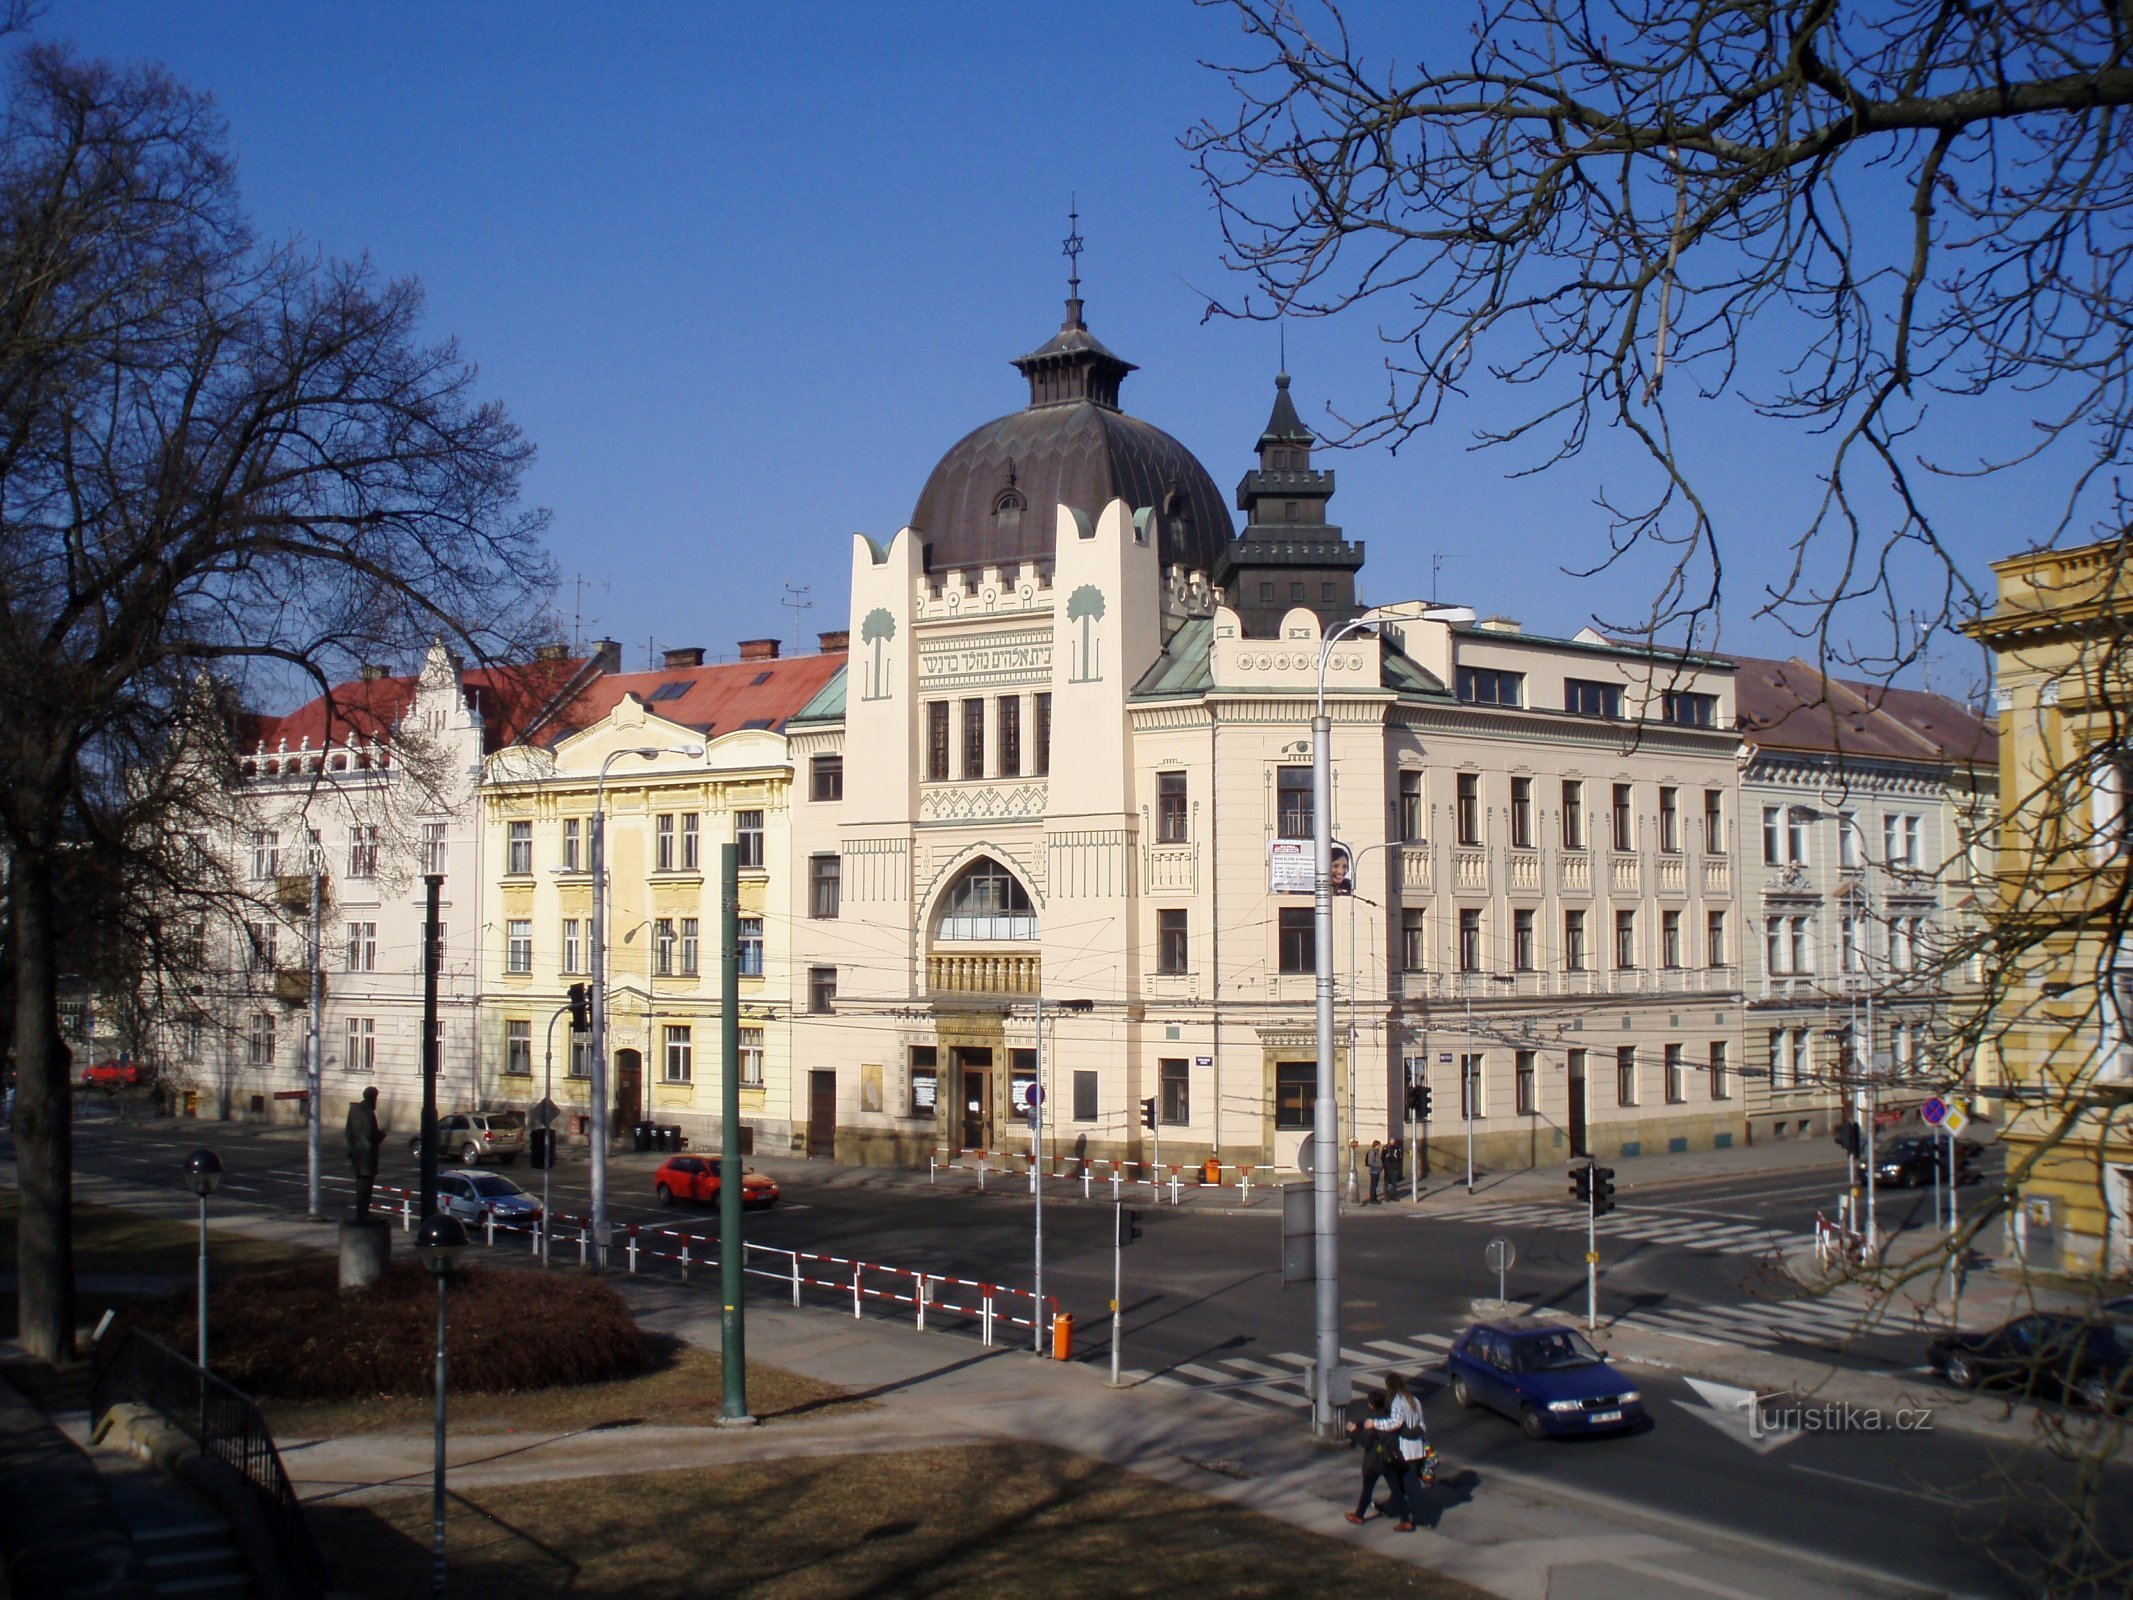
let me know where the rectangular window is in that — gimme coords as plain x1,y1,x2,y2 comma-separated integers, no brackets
908,1046,937,1114
682,813,700,871
1460,1054,1484,1120
1762,806,1782,866
654,917,676,977
1510,777,1532,848
1663,690,1717,727
570,1037,593,1079
736,810,764,869
1160,1058,1189,1125
680,917,700,977
250,830,279,881
729,1026,760,1087
1661,909,1682,969
1885,813,1921,868
1157,770,1189,843
1709,1040,1730,1100
1276,767,1313,839
1665,1042,1686,1103
1703,790,1724,853
1611,784,1633,851
1278,906,1315,973
1787,808,1809,864
248,1013,276,1069
962,697,986,779
808,965,837,1014
1561,779,1585,850
1456,773,1480,844
507,918,532,974
1564,909,1587,971
1458,907,1482,972
1398,770,1423,841
1274,1062,1317,1129
738,918,763,977
1616,1045,1638,1107
1706,909,1726,968
1614,908,1637,970
1402,908,1427,972
1766,918,1785,977
422,821,447,876
508,820,532,875
1515,1050,1536,1116
998,696,1021,778
1456,666,1525,707
664,1024,693,1084
1790,916,1811,974
1839,812,1860,868
1566,678,1622,718
344,1017,375,1075
1072,1067,1098,1123
1034,693,1052,777
344,921,376,973
811,754,844,801
506,1019,532,1077
810,853,842,919
1157,908,1188,975
563,818,582,872
1768,1028,1788,1089
1513,908,1535,971
347,825,379,879
563,918,582,974
1841,914,1864,973
925,702,950,781
655,814,675,872
1658,787,1679,853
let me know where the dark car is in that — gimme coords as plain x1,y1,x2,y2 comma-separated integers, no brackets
1447,1321,1645,1439
1873,1134,1982,1188
1927,1313,2131,1412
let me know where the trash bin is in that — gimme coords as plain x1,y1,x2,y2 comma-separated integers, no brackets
658,1124,679,1152
632,1121,653,1153
1202,1155,1222,1186
1051,1311,1074,1361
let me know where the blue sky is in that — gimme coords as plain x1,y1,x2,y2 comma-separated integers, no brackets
43,2,2024,700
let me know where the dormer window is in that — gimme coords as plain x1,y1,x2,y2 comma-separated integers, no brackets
992,488,1024,516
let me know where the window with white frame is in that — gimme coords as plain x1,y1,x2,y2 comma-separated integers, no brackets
680,918,699,977
739,1026,765,1086
1889,917,1914,972
1707,909,1727,967
1661,909,1682,969
1838,812,1861,869
1514,1050,1536,1116
1766,918,1784,976
1460,1053,1485,1119
507,820,532,875
809,965,837,1014
1615,1045,1637,1106
422,821,447,875
505,1019,532,1076
682,813,701,870
654,918,676,977
1788,808,1810,864
347,825,379,878
1709,1039,1730,1100
1884,813,1921,869
663,1024,693,1083
1841,914,1866,973
248,1013,276,1069
736,810,765,869
562,918,582,974
810,854,841,919
506,919,532,974
247,921,277,973
1768,1028,1788,1088
1665,1042,1686,1103
345,921,376,973
251,830,280,881
2101,940,2133,1083
569,1037,593,1079
655,814,676,871
563,818,582,872
1789,916,1811,974
738,917,763,976
344,1017,375,1074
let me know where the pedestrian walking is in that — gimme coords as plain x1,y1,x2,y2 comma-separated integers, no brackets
1361,1371,1432,1531
1344,1387,1395,1524
1366,1139,1383,1204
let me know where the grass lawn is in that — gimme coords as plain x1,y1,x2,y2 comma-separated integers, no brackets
311,1442,1485,1600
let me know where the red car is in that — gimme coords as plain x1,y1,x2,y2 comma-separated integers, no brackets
652,1155,779,1210
81,1058,151,1088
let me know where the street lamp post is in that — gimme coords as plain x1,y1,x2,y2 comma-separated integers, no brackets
589,744,703,1266
304,841,325,1219
416,1212,469,1599
183,1148,222,1438
1031,995,1092,1355
1347,842,1396,1201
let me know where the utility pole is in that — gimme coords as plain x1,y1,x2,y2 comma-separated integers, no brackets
305,851,324,1218
1033,994,1046,1355
718,842,752,1424
418,873,442,1222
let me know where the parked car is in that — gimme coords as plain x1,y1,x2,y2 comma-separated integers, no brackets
1446,1321,1645,1439
435,1169,543,1228
1872,1134,1982,1188
652,1154,779,1210
411,1111,526,1166
80,1057,152,1089
1927,1313,2131,1412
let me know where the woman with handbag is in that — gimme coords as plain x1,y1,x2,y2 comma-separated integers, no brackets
1363,1372,1432,1531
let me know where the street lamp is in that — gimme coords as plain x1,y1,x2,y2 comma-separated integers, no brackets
1309,602,1430,1434
1030,995,1093,1355
183,1147,221,1440
589,743,704,1265
416,1212,469,1599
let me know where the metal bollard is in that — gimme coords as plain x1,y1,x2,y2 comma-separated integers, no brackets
627,1225,638,1274
1081,1165,1091,1199
1169,1173,1182,1206
978,1158,986,1193
929,1155,936,1185
852,1262,864,1319
1240,1168,1252,1205
917,1273,931,1332
1111,1165,1122,1199
578,1223,588,1267
484,1210,494,1248
981,1285,996,1347
680,1237,690,1282
1029,1155,1039,1195
401,1191,412,1231
791,1252,803,1307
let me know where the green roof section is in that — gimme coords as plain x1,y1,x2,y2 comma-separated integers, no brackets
1128,618,1451,701
1451,622,1733,671
787,664,848,725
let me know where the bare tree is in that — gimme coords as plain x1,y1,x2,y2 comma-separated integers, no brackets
0,46,552,1362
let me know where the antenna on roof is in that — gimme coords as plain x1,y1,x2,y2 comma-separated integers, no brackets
1429,551,1465,604
1278,318,1287,377
781,584,813,626
567,573,609,654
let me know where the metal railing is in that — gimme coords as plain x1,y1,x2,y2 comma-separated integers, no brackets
91,1326,325,1598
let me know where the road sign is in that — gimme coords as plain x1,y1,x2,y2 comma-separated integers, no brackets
1195,1056,1213,1066
1485,1237,1515,1274
1941,1101,1970,1136
530,1097,561,1130
1920,1096,1947,1127
1023,1083,1045,1107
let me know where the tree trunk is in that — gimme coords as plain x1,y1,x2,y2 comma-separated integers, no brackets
12,848,76,1362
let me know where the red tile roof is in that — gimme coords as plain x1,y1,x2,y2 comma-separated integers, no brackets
1732,656,1992,766
530,651,848,747
249,656,602,756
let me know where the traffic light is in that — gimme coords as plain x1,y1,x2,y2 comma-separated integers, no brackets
1117,1207,1144,1248
1140,1097,1157,1130
1571,1164,1592,1204
566,982,592,1032
1833,1120,1862,1157
1415,1085,1433,1122
1591,1165,1617,1217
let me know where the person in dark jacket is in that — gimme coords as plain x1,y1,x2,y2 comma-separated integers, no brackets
1344,1388,1395,1524
345,1086,384,1218
1366,1139,1384,1203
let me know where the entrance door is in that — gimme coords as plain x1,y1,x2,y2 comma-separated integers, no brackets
1567,1052,1588,1158
808,1070,836,1158
615,1048,642,1130
955,1047,993,1151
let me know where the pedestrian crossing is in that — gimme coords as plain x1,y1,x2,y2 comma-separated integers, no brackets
1615,1294,1921,1351
1163,1331,1455,1411
1426,1198,1790,1257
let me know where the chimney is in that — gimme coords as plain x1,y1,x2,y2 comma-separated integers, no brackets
535,642,569,662
738,638,781,662
1475,615,1523,635
591,638,623,674
357,663,389,682
662,646,706,669
817,629,850,653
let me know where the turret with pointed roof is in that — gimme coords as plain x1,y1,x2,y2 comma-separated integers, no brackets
1213,370,1365,638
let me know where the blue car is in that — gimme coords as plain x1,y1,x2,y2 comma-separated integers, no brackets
1446,1321,1645,1439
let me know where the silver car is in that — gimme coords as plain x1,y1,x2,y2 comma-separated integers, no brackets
410,1110,527,1166
436,1169,543,1227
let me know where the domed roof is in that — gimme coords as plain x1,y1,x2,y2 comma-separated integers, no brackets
909,297,1235,576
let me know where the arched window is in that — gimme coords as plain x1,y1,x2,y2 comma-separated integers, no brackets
935,857,1037,942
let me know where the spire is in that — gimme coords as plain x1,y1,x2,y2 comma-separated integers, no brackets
1258,368,1314,450
1063,194,1084,329
1012,203,1136,409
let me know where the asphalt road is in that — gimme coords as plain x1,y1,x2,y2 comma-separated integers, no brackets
46,1107,2130,1597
